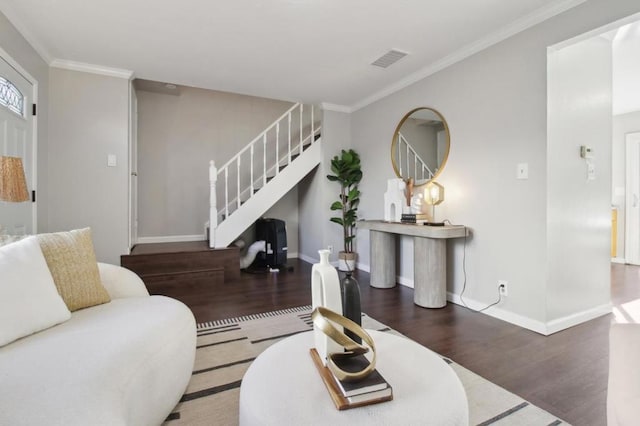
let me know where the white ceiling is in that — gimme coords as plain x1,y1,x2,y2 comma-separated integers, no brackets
0,0,585,110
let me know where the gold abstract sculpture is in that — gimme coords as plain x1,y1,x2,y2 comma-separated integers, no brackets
311,306,377,382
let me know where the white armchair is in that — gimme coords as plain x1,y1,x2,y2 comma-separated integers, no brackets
608,322,640,425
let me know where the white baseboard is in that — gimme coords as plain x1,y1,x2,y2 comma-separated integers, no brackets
447,291,612,335
357,262,370,273
298,253,318,265
612,257,626,264
397,275,414,288
296,254,371,273
447,292,548,334
545,303,612,334
298,254,609,335
136,234,206,244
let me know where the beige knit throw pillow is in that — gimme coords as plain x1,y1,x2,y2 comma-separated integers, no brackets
37,228,110,311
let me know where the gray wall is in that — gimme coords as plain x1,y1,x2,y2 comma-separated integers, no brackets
136,86,295,240
300,0,640,331
547,36,612,323
48,68,130,264
299,110,351,262
0,11,49,232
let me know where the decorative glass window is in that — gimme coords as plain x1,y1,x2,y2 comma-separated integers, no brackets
0,77,24,116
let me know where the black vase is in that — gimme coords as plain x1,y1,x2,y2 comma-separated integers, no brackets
340,271,362,344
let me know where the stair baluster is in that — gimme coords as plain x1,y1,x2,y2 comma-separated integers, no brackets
263,134,267,186
299,104,304,156
250,144,254,195
288,112,292,165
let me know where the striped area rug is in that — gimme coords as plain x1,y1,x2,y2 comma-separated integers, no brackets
163,306,569,425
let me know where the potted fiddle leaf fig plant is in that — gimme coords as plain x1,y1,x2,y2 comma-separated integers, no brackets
327,149,362,271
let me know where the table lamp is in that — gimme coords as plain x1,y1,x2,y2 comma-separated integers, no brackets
0,156,30,202
424,181,444,225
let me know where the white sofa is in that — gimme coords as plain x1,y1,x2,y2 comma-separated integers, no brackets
0,262,196,426
608,322,640,426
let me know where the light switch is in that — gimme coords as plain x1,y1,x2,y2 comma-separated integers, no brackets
107,154,117,167
517,163,528,180
587,161,596,180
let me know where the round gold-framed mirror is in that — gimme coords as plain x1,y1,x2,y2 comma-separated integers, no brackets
391,107,450,187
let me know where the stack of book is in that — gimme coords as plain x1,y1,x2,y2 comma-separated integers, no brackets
401,213,429,223
310,349,393,410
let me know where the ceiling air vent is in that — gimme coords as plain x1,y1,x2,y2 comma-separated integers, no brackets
371,49,409,68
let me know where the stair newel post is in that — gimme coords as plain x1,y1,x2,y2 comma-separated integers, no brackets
299,104,304,156
250,144,254,197
209,161,217,248
224,167,229,220
263,134,267,186
237,157,241,209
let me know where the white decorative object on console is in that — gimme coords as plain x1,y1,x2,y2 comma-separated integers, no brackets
311,249,343,365
383,178,405,222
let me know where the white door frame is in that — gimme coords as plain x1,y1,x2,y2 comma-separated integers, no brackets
0,45,38,233
128,80,138,251
625,132,640,265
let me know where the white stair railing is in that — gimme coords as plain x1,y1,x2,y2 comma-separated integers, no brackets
397,133,434,182
209,103,321,245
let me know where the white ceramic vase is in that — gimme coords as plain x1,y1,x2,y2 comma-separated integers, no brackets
311,249,343,364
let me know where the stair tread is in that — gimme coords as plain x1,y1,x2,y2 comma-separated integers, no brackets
129,242,234,255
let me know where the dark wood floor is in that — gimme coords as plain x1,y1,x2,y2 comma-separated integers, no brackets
183,259,636,426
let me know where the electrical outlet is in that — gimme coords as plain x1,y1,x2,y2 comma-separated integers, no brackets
498,280,508,297
328,245,333,253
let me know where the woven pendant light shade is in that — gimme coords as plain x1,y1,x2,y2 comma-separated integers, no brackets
0,156,30,202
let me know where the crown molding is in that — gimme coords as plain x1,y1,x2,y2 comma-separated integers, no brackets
50,59,134,79
320,102,352,113
548,10,640,52
350,0,588,112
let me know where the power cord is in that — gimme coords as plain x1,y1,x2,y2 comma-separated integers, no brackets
442,221,502,313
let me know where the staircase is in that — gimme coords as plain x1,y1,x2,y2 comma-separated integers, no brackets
209,103,322,248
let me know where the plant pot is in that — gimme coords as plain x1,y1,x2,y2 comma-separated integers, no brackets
338,251,357,272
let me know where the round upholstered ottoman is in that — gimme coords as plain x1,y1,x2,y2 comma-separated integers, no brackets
239,330,468,425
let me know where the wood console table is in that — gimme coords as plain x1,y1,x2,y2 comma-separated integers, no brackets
358,220,468,308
